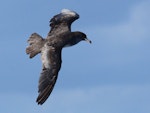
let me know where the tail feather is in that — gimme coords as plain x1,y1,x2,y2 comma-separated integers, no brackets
26,33,45,58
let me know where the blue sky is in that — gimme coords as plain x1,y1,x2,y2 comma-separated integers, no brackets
0,0,150,113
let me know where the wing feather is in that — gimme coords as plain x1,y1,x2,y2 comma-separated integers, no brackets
36,45,62,105
47,9,79,37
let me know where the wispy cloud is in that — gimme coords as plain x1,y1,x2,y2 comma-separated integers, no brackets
76,1,150,86
1,84,150,113
0,1,150,113
86,1,150,44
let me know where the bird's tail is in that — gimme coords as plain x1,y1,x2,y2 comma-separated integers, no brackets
26,33,45,58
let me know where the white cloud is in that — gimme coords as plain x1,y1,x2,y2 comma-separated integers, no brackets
87,1,150,44
1,84,150,113
81,1,150,68
1,1,150,113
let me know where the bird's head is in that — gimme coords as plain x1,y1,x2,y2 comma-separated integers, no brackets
74,32,92,44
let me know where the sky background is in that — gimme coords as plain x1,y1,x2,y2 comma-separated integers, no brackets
0,0,150,113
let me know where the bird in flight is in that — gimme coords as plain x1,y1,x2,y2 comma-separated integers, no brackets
26,9,91,105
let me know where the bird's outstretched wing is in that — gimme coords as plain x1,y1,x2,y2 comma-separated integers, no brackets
36,45,62,105
48,9,79,36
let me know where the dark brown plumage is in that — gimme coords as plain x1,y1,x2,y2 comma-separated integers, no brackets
26,9,91,105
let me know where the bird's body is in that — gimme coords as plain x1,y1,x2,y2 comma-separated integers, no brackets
26,9,91,105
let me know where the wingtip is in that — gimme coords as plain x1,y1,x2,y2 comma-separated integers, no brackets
36,99,43,105
36,95,45,105
61,9,71,13
61,9,79,18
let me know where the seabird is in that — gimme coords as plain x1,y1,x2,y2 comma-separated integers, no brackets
26,9,91,105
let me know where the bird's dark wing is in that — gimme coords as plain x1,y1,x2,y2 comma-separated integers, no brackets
36,45,62,105
47,9,79,37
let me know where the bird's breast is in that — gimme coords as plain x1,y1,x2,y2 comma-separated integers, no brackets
41,44,52,69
